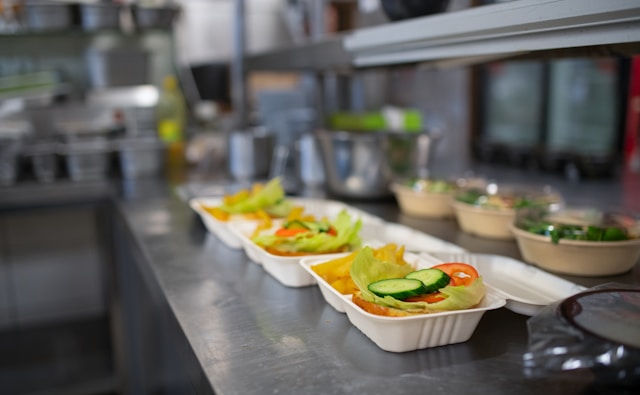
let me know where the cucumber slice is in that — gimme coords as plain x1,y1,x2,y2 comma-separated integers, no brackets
284,220,331,233
405,268,451,293
367,278,427,299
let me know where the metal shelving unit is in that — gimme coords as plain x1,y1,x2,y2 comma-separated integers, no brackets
245,0,640,71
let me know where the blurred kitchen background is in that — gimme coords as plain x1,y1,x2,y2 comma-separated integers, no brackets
0,0,638,393
0,0,634,191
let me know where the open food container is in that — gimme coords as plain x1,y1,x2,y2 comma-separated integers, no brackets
300,249,585,352
510,206,640,276
227,206,384,288
190,195,385,251
452,182,563,240
302,250,584,315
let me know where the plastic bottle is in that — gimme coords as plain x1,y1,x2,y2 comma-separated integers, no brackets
156,75,187,177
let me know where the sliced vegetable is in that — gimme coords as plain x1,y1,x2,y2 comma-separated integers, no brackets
311,244,409,295
431,263,479,287
404,292,447,304
405,268,450,293
368,278,427,299
274,228,309,237
283,219,331,233
220,178,289,215
252,210,362,255
351,248,485,314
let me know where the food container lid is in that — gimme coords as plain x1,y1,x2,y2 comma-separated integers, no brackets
513,206,640,243
395,174,487,194
395,178,458,194
454,182,562,210
425,252,586,316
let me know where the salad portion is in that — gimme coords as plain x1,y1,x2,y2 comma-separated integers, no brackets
515,207,640,244
406,178,457,194
350,247,486,317
200,178,294,221
311,244,408,295
455,185,561,211
251,209,363,257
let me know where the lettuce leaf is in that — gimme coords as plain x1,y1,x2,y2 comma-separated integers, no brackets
264,199,295,218
221,178,288,214
252,210,362,253
350,247,485,313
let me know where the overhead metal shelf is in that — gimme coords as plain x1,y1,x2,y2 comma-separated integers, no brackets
245,0,640,72
245,35,352,72
345,0,640,68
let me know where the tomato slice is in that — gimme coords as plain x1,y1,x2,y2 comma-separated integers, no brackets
274,228,309,237
327,226,337,236
404,292,447,303
431,262,479,287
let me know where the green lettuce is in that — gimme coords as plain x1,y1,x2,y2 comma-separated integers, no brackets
350,247,485,313
221,178,289,214
252,210,362,254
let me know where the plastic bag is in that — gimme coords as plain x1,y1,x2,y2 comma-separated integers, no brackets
523,282,640,391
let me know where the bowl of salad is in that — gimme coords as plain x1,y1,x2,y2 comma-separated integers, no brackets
391,176,486,219
452,183,562,240
391,178,458,218
510,207,640,276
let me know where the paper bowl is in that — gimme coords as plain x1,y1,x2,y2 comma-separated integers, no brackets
510,207,640,276
391,182,455,219
452,184,562,240
190,197,245,249
452,201,517,239
342,291,505,352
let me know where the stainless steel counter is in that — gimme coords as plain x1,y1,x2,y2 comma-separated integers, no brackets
109,174,639,395
2,172,638,394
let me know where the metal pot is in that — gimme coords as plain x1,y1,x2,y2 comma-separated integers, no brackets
316,130,440,199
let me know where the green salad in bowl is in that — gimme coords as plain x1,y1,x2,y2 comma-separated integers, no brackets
451,183,563,240
514,207,639,244
510,207,640,276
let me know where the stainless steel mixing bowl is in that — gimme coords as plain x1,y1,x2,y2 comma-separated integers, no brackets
316,130,439,199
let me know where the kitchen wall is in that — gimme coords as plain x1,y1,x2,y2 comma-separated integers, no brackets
173,0,293,66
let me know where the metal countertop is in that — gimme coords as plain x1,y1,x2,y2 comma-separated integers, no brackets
113,174,638,395
1,174,638,394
